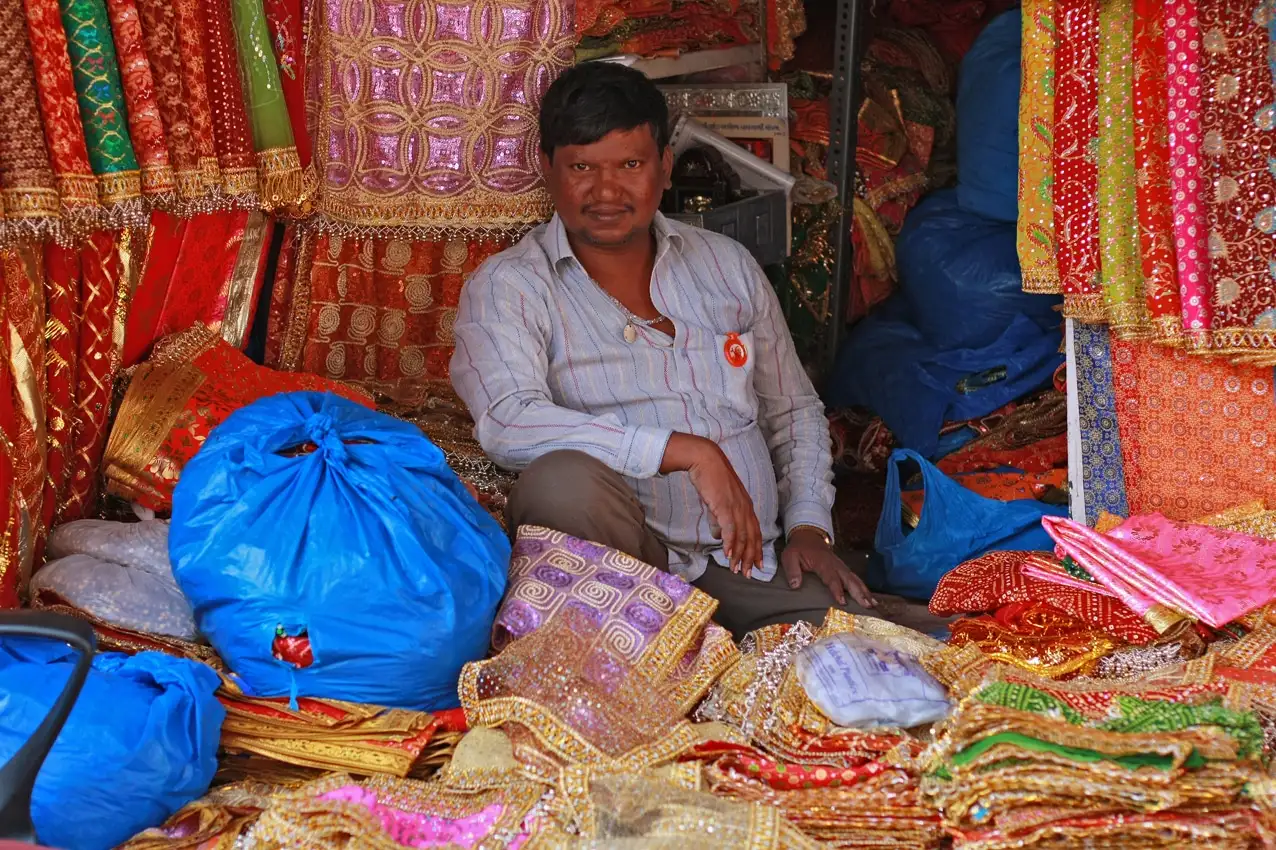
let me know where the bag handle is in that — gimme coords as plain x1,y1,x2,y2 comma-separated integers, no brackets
0,612,96,844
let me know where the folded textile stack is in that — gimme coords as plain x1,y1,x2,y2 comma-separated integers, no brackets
924,669,1274,848
693,611,947,848
574,0,760,60
216,682,458,779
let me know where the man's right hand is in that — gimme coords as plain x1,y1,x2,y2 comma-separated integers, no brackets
661,433,763,576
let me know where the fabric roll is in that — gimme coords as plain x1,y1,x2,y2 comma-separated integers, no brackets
1052,0,1103,321
1165,0,1211,344
133,0,206,201
230,0,305,209
59,0,145,227
1096,0,1149,337
1016,0,1059,294
1196,0,1276,360
104,0,175,200
170,0,221,192
0,0,61,239
200,0,259,201
1132,0,1181,343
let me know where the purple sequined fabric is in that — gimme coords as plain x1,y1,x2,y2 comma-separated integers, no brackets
494,525,700,661
312,0,574,234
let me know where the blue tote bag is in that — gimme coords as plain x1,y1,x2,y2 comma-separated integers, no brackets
872,449,1067,599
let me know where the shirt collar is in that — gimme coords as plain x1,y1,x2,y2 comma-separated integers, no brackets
546,211,684,272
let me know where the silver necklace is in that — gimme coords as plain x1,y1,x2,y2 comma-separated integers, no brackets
594,281,667,343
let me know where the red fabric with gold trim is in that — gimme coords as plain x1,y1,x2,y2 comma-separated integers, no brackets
62,232,120,523
200,0,257,194
155,211,252,339
1132,0,1180,337
133,0,204,198
40,244,81,529
263,0,310,169
262,224,297,370
104,334,375,513
23,0,98,217
169,0,219,185
122,211,186,367
0,263,22,608
105,0,174,198
929,551,1160,644
3,246,47,584
1052,0,1102,320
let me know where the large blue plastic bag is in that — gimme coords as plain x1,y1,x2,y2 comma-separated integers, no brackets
0,641,223,850
896,190,1060,351
955,9,1021,222
872,449,1066,599
169,391,510,710
825,296,1062,457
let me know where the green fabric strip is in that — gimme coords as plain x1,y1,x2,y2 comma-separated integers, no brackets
60,0,141,175
231,0,296,151
1096,0,1148,333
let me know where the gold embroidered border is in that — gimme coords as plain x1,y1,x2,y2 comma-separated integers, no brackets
101,360,206,490
220,165,260,200
459,664,698,769
220,735,416,777
220,211,270,349
666,629,740,715
1061,292,1108,322
0,187,59,220
140,163,176,197
278,227,315,372
1021,267,1062,295
635,586,718,684
256,146,307,210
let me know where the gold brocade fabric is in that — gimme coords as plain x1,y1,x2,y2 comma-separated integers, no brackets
118,782,285,850
1017,0,1060,293
547,770,823,850
460,607,699,773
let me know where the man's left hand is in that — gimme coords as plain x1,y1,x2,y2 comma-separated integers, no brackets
782,528,876,608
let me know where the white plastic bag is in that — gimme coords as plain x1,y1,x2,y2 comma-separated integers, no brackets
795,633,950,728
46,519,171,574
34,520,198,641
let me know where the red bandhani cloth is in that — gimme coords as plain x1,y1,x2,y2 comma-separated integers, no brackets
929,551,1161,644
1052,0,1103,321
1132,0,1180,342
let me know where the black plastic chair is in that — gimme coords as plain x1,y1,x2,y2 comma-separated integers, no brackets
0,612,95,847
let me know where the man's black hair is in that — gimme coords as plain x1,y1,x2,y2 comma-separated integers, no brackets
538,62,670,161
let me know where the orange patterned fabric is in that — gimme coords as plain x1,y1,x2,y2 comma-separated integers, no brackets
1112,337,1276,519
901,468,1067,520
103,327,373,513
929,551,1160,644
268,232,508,405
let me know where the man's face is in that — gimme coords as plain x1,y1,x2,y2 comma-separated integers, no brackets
540,125,673,249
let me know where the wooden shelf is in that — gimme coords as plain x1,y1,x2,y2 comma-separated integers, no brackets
593,44,765,80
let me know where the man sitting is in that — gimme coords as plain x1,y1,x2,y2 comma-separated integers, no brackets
451,63,946,639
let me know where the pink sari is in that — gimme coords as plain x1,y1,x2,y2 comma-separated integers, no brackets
1164,0,1211,344
1043,514,1276,627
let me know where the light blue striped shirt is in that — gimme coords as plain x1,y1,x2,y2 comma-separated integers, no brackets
450,212,835,583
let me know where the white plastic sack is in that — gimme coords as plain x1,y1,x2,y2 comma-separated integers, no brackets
35,520,197,641
795,633,950,728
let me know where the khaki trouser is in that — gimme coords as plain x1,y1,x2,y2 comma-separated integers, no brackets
506,450,954,640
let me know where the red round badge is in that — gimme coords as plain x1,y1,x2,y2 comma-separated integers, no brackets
724,332,748,368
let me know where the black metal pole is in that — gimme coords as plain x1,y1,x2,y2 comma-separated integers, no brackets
824,0,862,383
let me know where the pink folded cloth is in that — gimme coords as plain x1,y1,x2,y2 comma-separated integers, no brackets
1042,513,1276,628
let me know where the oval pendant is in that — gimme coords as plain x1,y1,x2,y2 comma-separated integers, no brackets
623,323,638,344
